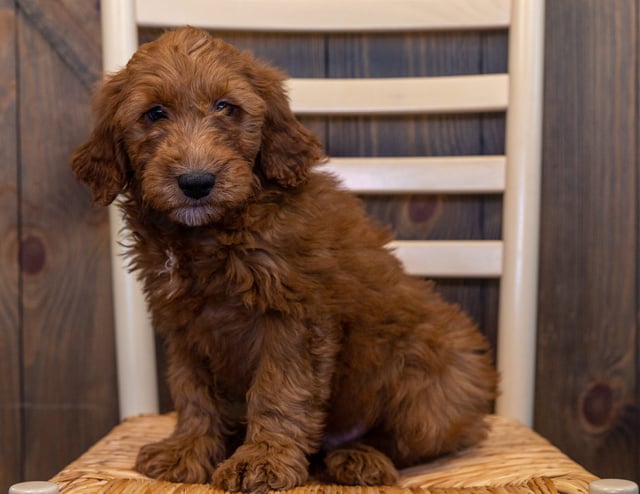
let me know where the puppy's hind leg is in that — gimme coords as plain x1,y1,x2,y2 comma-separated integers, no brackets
366,325,497,470
323,442,399,486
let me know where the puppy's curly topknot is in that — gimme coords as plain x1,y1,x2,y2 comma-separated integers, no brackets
72,27,498,494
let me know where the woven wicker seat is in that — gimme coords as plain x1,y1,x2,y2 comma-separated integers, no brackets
51,414,596,494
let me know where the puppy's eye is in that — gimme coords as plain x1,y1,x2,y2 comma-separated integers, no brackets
214,100,237,116
144,106,168,123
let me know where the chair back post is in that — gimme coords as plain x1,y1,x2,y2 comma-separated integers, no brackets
101,0,160,419
495,0,545,426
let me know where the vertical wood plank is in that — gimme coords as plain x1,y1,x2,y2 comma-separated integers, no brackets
0,0,21,489
636,0,640,481
537,0,639,480
17,0,119,480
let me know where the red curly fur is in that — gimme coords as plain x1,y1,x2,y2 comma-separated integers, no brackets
72,27,498,493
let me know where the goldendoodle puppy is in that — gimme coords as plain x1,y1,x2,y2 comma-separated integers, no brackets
72,26,497,493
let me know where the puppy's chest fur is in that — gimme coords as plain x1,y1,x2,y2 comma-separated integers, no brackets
141,236,275,320
129,229,272,392
128,215,306,331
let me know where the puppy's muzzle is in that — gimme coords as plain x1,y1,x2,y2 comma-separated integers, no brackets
178,172,216,199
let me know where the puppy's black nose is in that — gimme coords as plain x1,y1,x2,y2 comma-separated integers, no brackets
178,172,216,199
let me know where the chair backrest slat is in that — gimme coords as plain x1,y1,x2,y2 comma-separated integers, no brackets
390,241,503,278
321,156,506,194
288,75,509,116
135,0,511,32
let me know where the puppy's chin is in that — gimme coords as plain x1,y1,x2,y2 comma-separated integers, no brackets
170,205,221,227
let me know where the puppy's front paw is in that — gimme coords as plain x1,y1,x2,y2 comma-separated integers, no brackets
212,443,308,493
135,434,224,484
324,443,399,486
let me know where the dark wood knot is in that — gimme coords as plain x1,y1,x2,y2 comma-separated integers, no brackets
580,380,619,433
20,235,46,275
408,196,440,224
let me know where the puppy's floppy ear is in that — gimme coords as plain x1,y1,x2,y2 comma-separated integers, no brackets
71,70,129,205
248,61,325,188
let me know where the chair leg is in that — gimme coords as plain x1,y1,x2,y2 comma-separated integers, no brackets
589,479,639,494
8,481,59,494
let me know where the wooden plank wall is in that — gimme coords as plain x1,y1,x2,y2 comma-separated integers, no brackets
17,0,118,483
536,0,640,478
0,0,639,489
1,0,118,489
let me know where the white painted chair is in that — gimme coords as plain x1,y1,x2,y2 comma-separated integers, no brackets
41,1,618,493
105,0,541,427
